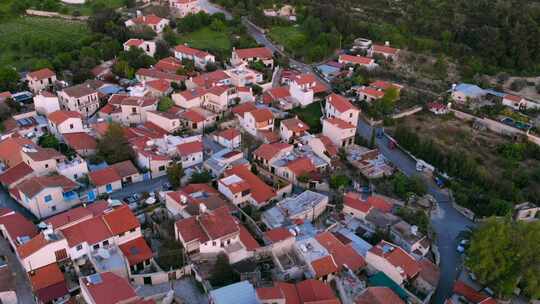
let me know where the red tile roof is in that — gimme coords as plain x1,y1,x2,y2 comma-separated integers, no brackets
256,286,283,300
359,87,385,99
311,255,338,277
45,200,108,230
276,282,300,304
327,93,356,113
199,207,239,239
264,227,294,243
452,281,490,303
0,209,38,240
119,237,154,266
355,287,404,304
136,68,186,82
234,47,273,59
102,205,140,236
286,157,316,177
370,81,400,91
418,258,440,287
315,232,366,272
216,128,240,141
372,44,399,55
231,102,257,118
239,224,260,251
82,272,138,304
180,109,206,123
190,70,230,88
504,94,522,102
0,137,33,166
17,233,51,259
325,117,356,130
0,162,34,187
47,110,81,125
18,175,77,198
225,165,275,204
28,68,56,80
344,192,372,213
367,196,393,213
296,279,340,304
263,86,291,103
318,135,338,157
253,143,292,161
146,79,171,92
369,241,420,279
339,54,374,65
130,14,165,26
63,132,97,151
88,167,121,187
124,38,144,47
175,216,209,243
281,118,309,133
61,216,113,247
155,57,182,73
29,263,66,291
177,140,203,156
248,108,273,122
175,44,211,59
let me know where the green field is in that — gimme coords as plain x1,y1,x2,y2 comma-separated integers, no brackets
268,25,307,57
291,101,324,133
0,17,91,69
177,27,232,56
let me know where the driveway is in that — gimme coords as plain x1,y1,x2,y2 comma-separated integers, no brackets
356,119,474,304
135,277,208,304
0,238,35,304
109,176,169,200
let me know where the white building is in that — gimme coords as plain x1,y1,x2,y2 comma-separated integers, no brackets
26,68,56,93
123,39,156,57
58,83,99,118
33,91,60,116
174,44,215,69
169,0,201,17
47,110,84,138
325,93,360,127
125,14,170,33
322,118,356,148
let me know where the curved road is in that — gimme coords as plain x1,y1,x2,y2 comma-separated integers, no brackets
356,120,473,303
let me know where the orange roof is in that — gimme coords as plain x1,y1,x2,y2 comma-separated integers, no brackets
124,38,144,47
119,237,154,266
264,227,294,243
88,167,121,187
177,140,203,156
216,128,240,141
199,207,239,239
370,81,400,91
318,135,338,157
28,68,55,80
63,132,97,151
0,162,34,187
264,86,290,103
296,279,340,304
360,87,385,99
136,68,186,82
29,263,65,291
281,118,309,133
367,196,393,213
256,286,283,300
175,216,209,243
339,54,374,65
18,175,77,198
234,47,273,59
344,192,372,213
82,272,138,304
452,281,490,303
190,70,230,88
315,232,366,272
310,255,338,278
146,79,171,92
155,57,182,73
325,117,356,129
276,282,300,304
45,200,108,229
0,137,33,166
239,224,260,251
61,216,113,247
17,233,50,259
287,157,316,176
231,102,257,118
327,93,356,113
248,108,273,122
180,109,206,123
224,165,275,204
102,205,140,236
253,142,291,161
372,44,399,55
369,241,420,279
174,44,211,59
130,14,165,25
355,287,404,304
0,209,38,241
48,110,81,125
504,94,522,102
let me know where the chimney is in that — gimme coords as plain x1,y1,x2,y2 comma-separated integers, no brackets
199,203,207,214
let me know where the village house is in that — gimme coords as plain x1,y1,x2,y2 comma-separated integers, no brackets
280,117,310,143
155,56,183,74
58,83,100,118
219,164,276,208
28,263,70,304
338,54,377,69
272,156,319,185
0,137,35,168
225,66,264,87
0,162,36,190
413,258,440,295
262,86,293,109
0,208,38,252
322,117,356,148
240,108,275,137
80,272,148,304
179,107,217,133
123,39,156,57
169,0,201,17
47,110,85,138
146,110,181,133
212,128,241,149
176,139,204,168
136,68,186,84
174,44,215,69
131,138,173,179
231,47,274,68
13,175,79,219
175,206,256,263
365,240,420,286
262,190,328,229
88,160,141,195
288,73,328,107
165,183,226,218
119,96,159,125
125,14,170,33
346,146,394,178
21,144,66,176
186,70,231,89
26,68,57,93
253,142,293,170
63,133,97,156
33,91,60,116
390,220,430,257
300,134,339,164
368,43,400,60
325,93,360,127
502,94,539,110
204,149,248,177
357,87,386,102
257,279,340,304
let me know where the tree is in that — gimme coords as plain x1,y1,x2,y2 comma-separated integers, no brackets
38,133,60,149
96,122,135,164
0,67,19,92
166,162,184,189
466,218,540,299
329,174,350,190
113,60,135,79
154,39,171,60
189,170,212,183
369,128,376,149
209,253,239,287
158,97,174,112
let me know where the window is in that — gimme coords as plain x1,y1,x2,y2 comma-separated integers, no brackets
74,174,78,179
103,240,109,246
106,184,113,192
129,228,136,233
119,232,125,237
212,241,216,246
51,206,56,211
349,113,353,118
44,195,52,203
76,244,83,251
93,244,99,250
45,164,49,168
132,107,137,114
158,166,165,171
69,124,74,129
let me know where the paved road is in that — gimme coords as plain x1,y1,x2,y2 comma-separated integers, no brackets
198,0,232,20
356,119,473,304
0,238,36,304
109,175,169,200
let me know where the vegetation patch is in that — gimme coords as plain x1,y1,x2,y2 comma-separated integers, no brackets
290,101,324,133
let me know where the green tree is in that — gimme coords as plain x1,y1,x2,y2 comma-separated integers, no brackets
0,67,19,92
38,133,60,149
329,174,350,190
166,162,184,189
209,253,239,287
113,60,135,79
158,97,174,112
96,122,135,164
189,170,212,183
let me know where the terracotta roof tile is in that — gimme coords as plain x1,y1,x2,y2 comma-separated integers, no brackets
327,93,356,113
45,201,108,230
17,233,50,259
216,128,240,141
88,167,121,187
310,255,338,277
372,44,399,55
253,143,292,161
224,165,275,204
325,117,356,130
119,237,153,266
239,224,260,251
61,216,112,247
264,227,294,243
315,232,366,272
175,45,211,59
175,216,209,243
231,102,257,118
82,272,138,304
344,192,372,213
63,132,97,151
359,87,385,99
248,108,273,122
339,54,374,65
176,140,203,156
452,281,490,303
47,111,82,125
286,157,316,176
29,263,65,291
0,162,34,187
355,287,404,304
18,175,77,198
28,68,55,80
369,241,420,279
296,279,340,304
234,47,273,59
102,205,140,236
0,209,38,240
256,286,283,300
281,118,309,133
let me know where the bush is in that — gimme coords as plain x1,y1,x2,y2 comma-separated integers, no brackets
510,79,527,92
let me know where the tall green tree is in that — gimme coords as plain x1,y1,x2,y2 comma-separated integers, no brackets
209,253,239,287
96,122,135,164
166,163,184,189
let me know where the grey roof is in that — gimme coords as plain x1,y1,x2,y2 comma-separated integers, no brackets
62,83,97,98
337,228,372,257
209,281,259,304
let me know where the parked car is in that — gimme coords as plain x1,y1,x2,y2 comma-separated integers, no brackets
457,239,469,253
